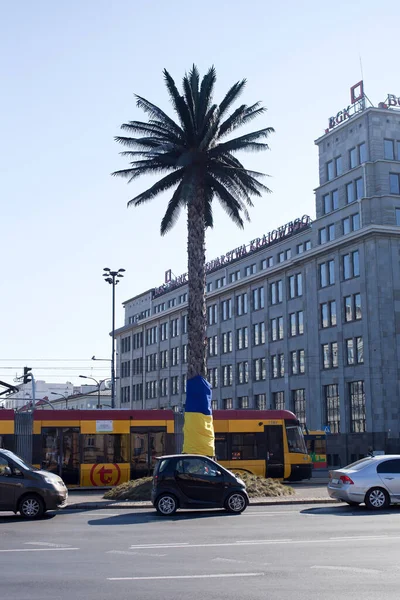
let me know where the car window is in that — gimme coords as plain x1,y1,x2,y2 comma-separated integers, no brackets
0,456,10,475
184,458,220,477
175,459,185,474
345,458,373,471
377,459,400,474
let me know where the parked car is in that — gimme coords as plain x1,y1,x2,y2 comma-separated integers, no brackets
0,449,68,518
151,454,249,516
328,455,400,509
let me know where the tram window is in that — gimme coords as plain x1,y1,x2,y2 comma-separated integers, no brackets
231,433,258,460
215,434,228,460
82,434,129,463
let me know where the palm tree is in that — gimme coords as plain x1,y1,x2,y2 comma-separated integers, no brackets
113,65,273,381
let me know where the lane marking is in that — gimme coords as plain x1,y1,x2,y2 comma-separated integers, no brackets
0,548,79,553
107,550,167,557
128,535,400,550
108,572,265,581
25,542,72,548
311,566,382,574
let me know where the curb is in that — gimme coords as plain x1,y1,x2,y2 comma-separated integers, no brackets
64,498,339,511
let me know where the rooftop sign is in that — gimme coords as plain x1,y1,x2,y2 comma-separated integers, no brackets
154,215,312,298
326,80,365,132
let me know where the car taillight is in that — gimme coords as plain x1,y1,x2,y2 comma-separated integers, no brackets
340,475,354,485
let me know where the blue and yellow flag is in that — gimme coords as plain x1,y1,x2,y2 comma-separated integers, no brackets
182,375,215,456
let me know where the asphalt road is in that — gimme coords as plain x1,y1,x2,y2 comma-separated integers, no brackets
1,503,400,600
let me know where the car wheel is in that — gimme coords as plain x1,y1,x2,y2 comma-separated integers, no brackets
365,487,390,510
225,492,248,514
156,494,178,516
19,495,45,519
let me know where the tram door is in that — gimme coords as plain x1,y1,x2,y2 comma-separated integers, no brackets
41,427,80,485
130,427,166,479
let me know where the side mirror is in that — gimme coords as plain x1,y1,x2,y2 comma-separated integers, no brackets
215,470,222,477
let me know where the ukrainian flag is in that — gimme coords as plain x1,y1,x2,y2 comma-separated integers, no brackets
183,375,215,457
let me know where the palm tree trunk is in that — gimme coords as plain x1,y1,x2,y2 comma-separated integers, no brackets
187,182,207,380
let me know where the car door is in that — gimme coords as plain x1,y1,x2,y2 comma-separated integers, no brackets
0,455,16,510
175,457,225,505
377,459,400,498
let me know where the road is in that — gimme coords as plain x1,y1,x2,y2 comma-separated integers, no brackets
1,503,400,600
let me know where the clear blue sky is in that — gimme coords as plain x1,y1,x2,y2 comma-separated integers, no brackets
0,0,397,385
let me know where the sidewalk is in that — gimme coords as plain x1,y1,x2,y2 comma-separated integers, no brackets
65,482,337,511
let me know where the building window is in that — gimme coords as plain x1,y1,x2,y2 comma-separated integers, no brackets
170,318,179,338
160,350,168,369
272,354,284,378
207,304,218,325
359,142,367,163
178,293,187,304
222,365,233,387
216,276,226,289
146,327,157,345
273,391,285,410
319,260,335,287
322,342,338,369
346,337,364,365
170,347,179,367
343,250,360,280
245,264,256,277
132,383,143,402
335,156,342,176
261,257,274,269
238,396,249,409
206,282,213,293
323,190,339,214
168,298,176,309
145,381,157,400
229,270,241,283
355,177,364,200
254,357,266,381
290,350,305,375
121,361,131,378
133,332,143,349
289,310,304,336
207,335,218,357
121,336,131,353
320,300,337,328
133,357,143,375
121,386,130,404
325,384,340,433
319,224,335,244
221,299,232,321
211,399,218,411
344,293,362,322
182,374,187,393
222,331,233,354
350,381,366,432
346,182,354,204
271,280,283,305
181,314,188,334
384,139,395,160
236,293,248,316
146,353,158,372
327,160,334,181
253,322,266,346
349,147,357,169
160,323,168,341
292,389,306,427
271,317,284,341
237,361,249,384
171,376,179,396
396,208,400,226
343,213,360,234
252,287,265,310
255,394,266,410
346,179,363,203
278,249,291,263
390,173,400,195
207,367,218,388
224,398,233,410
297,240,312,253
237,326,249,350
160,378,168,397
182,344,188,364
288,273,303,299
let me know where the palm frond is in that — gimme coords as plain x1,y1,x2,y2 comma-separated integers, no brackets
218,103,266,138
218,79,246,117
207,174,245,228
114,136,164,149
163,69,194,139
196,66,216,128
204,190,214,228
127,168,185,207
135,94,184,138
160,181,185,235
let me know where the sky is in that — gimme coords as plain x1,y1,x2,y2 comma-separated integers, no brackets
0,0,397,387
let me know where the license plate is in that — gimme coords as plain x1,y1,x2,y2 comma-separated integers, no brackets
331,478,339,484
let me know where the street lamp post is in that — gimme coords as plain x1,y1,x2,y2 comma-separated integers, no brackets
79,375,103,409
51,392,69,409
103,268,125,409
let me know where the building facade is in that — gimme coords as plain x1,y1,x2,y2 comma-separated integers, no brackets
115,87,400,465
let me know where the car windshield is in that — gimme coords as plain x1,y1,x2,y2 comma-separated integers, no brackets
286,425,307,454
344,458,373,471
2,450,38,472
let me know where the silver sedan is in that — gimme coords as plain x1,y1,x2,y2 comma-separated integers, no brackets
327,455,400,509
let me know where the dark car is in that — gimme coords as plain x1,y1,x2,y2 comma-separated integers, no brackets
0,449,68,519
151,454,249,516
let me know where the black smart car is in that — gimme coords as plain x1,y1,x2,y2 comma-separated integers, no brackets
151,454,249,516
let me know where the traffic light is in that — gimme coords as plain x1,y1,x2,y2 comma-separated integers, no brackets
23,366,32,384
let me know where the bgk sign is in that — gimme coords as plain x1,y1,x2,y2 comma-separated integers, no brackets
327,81,365,131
